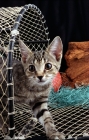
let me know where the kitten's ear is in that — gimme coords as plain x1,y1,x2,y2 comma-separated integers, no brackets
19,40,32,63
47,36,63,61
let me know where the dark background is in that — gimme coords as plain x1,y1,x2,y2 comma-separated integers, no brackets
0,0,89,71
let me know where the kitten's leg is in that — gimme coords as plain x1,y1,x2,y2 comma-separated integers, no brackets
32,100,65,140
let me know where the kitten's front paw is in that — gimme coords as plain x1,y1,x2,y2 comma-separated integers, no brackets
19,117,37,136
4,135,12,140
4,135,25,140
47,129,65,140
49,131,65,140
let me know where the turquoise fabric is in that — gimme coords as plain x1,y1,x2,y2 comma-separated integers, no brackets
48,86,89,108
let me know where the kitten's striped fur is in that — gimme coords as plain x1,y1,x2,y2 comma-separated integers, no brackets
0,37,65,140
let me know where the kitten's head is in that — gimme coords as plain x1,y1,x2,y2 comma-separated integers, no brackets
19,37,63,86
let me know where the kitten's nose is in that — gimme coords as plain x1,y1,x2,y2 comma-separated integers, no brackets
37,76,43,81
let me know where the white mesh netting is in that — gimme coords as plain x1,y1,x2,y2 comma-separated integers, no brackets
0,4,49,139
0,7,23,137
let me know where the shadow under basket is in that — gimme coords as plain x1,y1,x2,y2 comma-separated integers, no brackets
0,4,89,140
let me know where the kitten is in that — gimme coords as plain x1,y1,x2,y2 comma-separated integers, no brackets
0,36,65,140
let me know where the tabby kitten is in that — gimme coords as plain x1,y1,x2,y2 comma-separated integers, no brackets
0,36,65,140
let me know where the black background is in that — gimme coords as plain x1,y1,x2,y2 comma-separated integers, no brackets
0,0,89,71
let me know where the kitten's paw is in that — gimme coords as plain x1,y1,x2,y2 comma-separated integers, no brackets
4,135,12,140
19,117,37,136
49,132,65,140
46,125,65,140
4,135,25,140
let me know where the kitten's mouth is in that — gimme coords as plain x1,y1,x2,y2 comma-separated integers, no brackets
37,79,51,85
38,80,45,83
37,79,48,84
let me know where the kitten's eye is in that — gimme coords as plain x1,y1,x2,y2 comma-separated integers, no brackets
29,65,35,72
45,63,52,70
